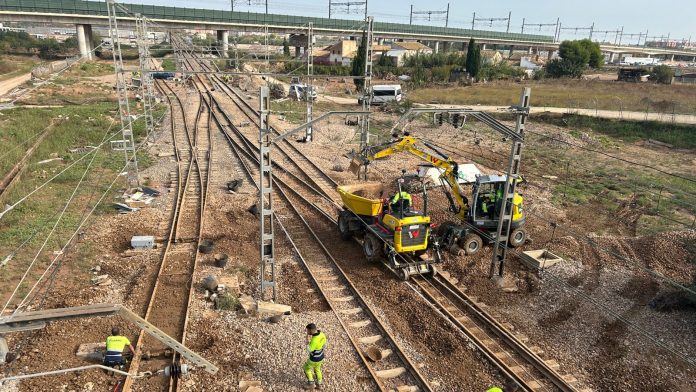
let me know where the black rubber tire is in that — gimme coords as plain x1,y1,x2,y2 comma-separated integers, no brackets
337,210,353,241
363,233,384,262
508,227,527,248
398,268,410,281
459,233,483,255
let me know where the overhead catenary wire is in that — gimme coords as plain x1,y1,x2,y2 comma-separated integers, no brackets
430,136,695,227
3,109,169,377
0,122,135,220
2,117,117,315
12,121,159,314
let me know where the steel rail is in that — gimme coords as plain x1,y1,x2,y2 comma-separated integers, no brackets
122,79,210,392
197,75,433,392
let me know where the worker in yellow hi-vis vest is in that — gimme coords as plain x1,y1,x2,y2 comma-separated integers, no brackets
487,380,520,392
303,323,327,390
104,327,134,367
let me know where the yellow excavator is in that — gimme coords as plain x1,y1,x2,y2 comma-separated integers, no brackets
354,135,527,256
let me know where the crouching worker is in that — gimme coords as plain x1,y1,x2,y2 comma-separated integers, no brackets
303,323,327,390
104,327,135,368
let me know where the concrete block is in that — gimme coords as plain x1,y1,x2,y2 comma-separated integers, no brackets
256,301,291,316
76,342,105,362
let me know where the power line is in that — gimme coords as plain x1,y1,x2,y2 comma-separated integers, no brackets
328,0,367,20
471,11,512,33
409,3,449,27
3,118,116,315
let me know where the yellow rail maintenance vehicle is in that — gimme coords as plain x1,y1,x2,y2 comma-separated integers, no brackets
337,179,442,280
355,135,527,256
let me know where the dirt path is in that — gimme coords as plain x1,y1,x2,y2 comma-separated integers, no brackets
419,103,696,125
0,72,31,98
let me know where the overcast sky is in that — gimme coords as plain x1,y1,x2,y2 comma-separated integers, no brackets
131,0,695,43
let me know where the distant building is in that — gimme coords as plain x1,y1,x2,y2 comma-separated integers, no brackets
385,41,432,66
328,40,358,66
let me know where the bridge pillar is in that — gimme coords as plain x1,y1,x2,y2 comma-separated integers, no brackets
378,37,384,45
670,54,675,61
434,41,440,54
217,30,229,57
527,46,533,55
76,24,93,60
480,43,487,51
609,52,616,63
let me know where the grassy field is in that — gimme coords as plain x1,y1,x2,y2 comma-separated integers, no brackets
0,55,39,81
533,113,696,150
409,79,696,114
0,102,156,303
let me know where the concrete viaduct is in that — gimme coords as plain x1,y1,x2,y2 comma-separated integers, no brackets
1,0,695,62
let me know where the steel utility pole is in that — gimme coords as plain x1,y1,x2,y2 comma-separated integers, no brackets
506,11,511,33
257,108,368,300
258,86,276,301
489,88,531,278
359,16,374,180
589,22,595,40
305,22,314,142
106,0,139,187
135,13,155,141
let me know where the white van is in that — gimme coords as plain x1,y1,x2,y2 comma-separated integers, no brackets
288,84,317,101
359,84,403,105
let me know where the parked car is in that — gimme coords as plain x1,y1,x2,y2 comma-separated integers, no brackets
288,83,317,101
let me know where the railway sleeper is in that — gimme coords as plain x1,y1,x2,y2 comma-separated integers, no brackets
358,335,382,344
349,320,371,328
375,367,406,379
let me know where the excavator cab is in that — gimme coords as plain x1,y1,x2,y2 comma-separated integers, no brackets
468,175,526,245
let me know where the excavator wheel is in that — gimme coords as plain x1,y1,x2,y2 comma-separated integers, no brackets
398,268,410,281
459,233,483,255
508,227,527,248
337,210,353,241
363,233,384,262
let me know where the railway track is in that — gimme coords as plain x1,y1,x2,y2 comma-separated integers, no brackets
178,51,582,391
410,274,580,392
208,74,340,202
187,73,434,391
122,79,211,392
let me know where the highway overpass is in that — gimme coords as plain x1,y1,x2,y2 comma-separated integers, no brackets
1,0,695,62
